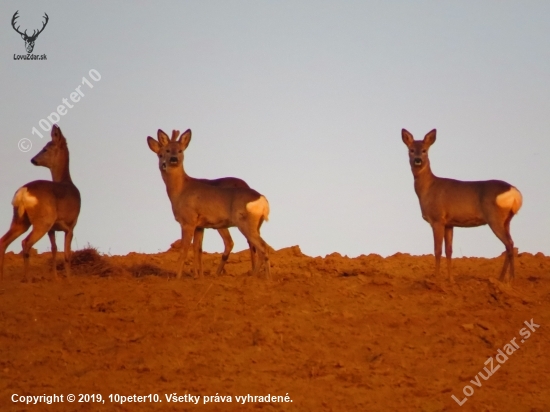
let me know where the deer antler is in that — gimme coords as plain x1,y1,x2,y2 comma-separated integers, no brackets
11,11,49,40
30,13,49,39
11,11,26,37
171,130,180,141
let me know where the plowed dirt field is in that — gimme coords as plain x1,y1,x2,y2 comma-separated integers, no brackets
1,245,549,411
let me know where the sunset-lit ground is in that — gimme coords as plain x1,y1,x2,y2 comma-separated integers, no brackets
1,246,549,411
2,2,550,411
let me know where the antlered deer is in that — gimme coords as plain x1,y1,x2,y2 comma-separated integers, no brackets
402,129,522,283
11,11,49,54
147,129,271,279
0,125,81,280
160,130,257,276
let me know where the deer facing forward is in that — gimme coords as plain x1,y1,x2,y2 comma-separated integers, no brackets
147,129,271,279
0,125,81,280
402,129,522,283
166,129,257,275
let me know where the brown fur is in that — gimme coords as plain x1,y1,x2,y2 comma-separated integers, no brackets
402,128,522,283
147,129,271,280
0,125,81,280
160,129,260,275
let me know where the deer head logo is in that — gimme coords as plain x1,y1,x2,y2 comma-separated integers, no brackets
11,11,49,54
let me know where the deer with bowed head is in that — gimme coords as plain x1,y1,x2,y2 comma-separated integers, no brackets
147,129,271,279
0,125,81,281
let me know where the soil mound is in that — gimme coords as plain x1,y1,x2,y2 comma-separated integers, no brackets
1,245,548,410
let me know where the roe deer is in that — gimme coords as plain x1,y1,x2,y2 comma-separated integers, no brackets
0,125,81,280
147,129,271,279
402,129,522,283
161,130,257,276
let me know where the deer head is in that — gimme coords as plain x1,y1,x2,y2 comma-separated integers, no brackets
147,129,192,173
31,125,68,169
402,129,436,176
12,11,49,53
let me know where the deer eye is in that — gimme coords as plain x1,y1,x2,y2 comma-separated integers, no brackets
422,150,426,154
158,154,162,158
178,150,182,153
409,149,414,153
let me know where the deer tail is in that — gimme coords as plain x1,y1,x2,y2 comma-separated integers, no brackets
496,186,523,215
246,195,270,222
11,186,37,219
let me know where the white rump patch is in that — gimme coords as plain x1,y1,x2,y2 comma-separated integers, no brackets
246,195,270,221
496,187,523,214
12,187,38,217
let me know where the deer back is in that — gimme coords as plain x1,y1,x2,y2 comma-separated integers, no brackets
173,179,263,229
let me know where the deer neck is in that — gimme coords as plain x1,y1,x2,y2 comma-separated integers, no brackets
412,162,437,198
162,166,191,203
50,151,73,183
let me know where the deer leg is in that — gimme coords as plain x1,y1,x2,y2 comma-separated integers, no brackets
192,227,204,278
444,226,454,283
432,224,444,278
251,219,266,273
63,229,74,277
215,228,234,275
488,216,514,283
176,225,194,280
258,238,271,281
0,216,31,280
21,224,51,281
504,216,515,281
500,252,511,282
240,229,271,280
248,241,256,272
250,219,267,277
47,230,58,280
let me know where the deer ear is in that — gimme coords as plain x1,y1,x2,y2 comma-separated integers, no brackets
401,129,414,147
157,129,170,146
178,129,192,150
51,125,60,141
51,124,64,142
423,129,436,146
147,136,161,153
